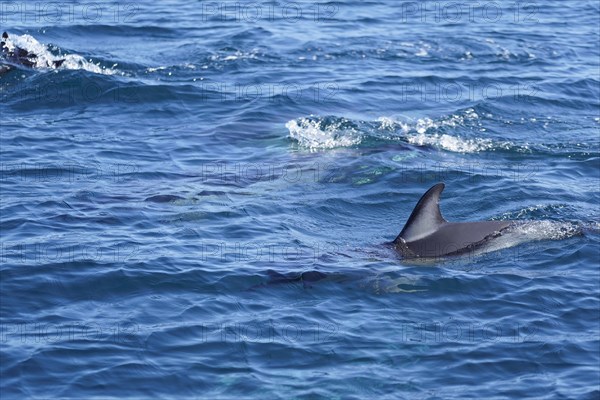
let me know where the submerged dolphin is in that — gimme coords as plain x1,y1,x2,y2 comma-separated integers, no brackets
394,183,514,258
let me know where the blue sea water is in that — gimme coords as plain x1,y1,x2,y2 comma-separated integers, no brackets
1,0,599,398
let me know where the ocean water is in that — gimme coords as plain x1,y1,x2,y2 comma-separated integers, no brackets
1,1,599,398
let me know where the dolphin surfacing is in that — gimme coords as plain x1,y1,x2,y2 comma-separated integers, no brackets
394,183,513,258
0,32,65,71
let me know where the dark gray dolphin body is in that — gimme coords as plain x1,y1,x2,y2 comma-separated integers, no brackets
394,183,513,258
245,269,330,290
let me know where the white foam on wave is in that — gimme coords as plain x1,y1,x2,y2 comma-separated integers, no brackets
209,49,261,62
286,109,514,153
285,116,362,150
4,34,117,75
407,132,494,153
400,110,512,153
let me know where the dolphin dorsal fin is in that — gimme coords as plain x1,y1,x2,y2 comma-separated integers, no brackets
397,183,447,242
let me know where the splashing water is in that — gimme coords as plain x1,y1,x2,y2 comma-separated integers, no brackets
286,109,515,153
2,33,117,75
286,115,362,150
475,220,583,257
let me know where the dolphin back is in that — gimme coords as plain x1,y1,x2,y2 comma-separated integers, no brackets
394,183,513,258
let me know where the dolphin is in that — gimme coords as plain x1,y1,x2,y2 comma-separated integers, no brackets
1,32,65,72
265,269,328,287
393,183,514,258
